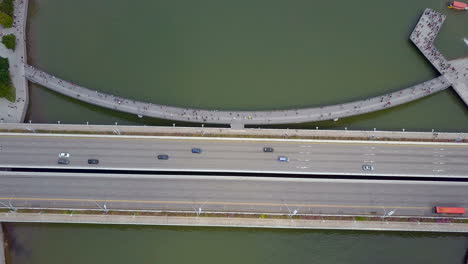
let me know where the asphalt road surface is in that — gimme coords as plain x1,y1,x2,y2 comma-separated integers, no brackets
0,172,466,216
0,134,467,177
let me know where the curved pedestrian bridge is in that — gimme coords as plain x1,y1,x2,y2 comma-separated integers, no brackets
25,65,449,128
24,8,465,128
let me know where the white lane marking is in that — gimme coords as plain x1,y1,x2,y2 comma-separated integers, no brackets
363,160,375,163
296,166,309,169
364,153,375,156
433,154,445,157
432,162,446,165
432,169,445,172
299,152,310,154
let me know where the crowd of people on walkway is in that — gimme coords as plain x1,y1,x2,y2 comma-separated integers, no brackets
410,9,464,82
25,63,450,126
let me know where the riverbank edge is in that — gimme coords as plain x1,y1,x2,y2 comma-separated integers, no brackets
0,124,466,142
0,223,5,264
0,213,467,233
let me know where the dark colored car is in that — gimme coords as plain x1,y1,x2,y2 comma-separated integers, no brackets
263,147,274,152
88,159,99,165
157,154,169,160
191,148,202,154
58,158,70,165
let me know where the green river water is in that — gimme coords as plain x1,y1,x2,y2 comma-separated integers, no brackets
26,0,467,130
4,223,468,264
9,1,468,263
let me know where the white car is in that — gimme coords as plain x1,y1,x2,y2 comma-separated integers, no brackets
58,152,70,158
362,164,374,171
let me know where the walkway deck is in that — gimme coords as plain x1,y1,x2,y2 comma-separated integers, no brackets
0,0,29,123
21,8,466,128
25,66,449,128
410,8,468,105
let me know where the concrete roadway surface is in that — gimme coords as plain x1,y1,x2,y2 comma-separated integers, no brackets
0,172,466,216
0,133,468,177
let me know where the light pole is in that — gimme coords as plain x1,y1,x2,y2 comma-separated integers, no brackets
382,207,397,221
0,200,17,213
94,201,109,214
283,201,299,218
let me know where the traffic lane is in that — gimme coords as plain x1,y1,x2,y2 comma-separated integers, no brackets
2,135,467,164
0,174,467,216
2,149,468,177
0,179,460,216
2,135,468,176
2,141,468,164
2,135,468,157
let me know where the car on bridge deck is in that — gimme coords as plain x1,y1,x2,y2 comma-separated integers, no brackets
263,147,274,152
88,159,99,165
58,152,70,158
157,154,169,160
277,156,289,162
57,158,70,165
191,148,202,154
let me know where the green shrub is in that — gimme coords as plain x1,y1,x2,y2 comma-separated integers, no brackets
0,57,15,101
354,216,369,221
2,34,16,50
0,0,15,16
0,11,13,28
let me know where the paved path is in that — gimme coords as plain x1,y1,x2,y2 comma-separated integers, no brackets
0,0,29,123
410,8,468,105
2,213,467,233
1,133,467,177
25,66,450,128
0,123,466,142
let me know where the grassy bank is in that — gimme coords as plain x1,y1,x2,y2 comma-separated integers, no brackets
0,57,15,102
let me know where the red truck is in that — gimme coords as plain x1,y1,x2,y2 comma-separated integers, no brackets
434,207,466,214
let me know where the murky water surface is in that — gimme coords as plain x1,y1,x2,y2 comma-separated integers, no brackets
26,0,467,130
5,223,468,264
